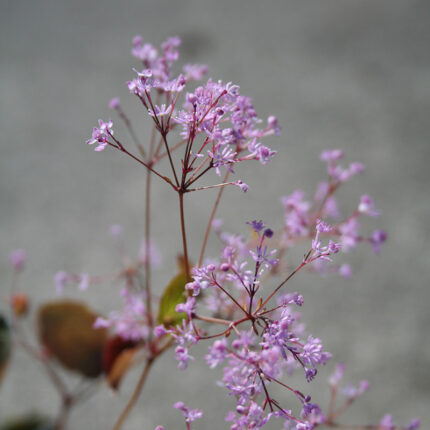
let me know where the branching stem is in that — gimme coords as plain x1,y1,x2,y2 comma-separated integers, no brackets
112,358,154,430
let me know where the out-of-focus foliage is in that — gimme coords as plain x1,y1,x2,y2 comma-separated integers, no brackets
37,301,107,378
0,414,54,430
0,315,11,385
10,293,29,318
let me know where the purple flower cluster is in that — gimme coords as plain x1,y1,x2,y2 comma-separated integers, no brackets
160,200,392,429
9,249,26,272
94,288,150,342
86,119,113,152
155,402,203,430
156,221,337,428
79,35,417,430
173,401,203,424
87,36,279,194
278,150,387,278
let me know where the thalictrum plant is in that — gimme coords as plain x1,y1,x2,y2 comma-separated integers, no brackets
3,35,419,430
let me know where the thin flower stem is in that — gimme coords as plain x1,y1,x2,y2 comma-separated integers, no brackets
179,192,191,280
263,374,305,400
327,385,338,423
112,358,154,430
261,258,308,308
153,136,165,160
270,399,300,422
185,156,211,186
230,267,250,294
323,424,408,430
161,132,180,187
144,167,153,329
183,114,197,170
156,336,175,355
54,395,74,430
155,138,187,163
312,180,339,224
196,315,250,340
149,92,163,160
197,90,226,126
15,337,68,398
196,330,230,340
148,124,157,161
184,163,214,188
145,90,163,131
198,170,230,266
186,181,236,193
193,314,233,325
187,117,217,171
329,398,355,423
212,279,248,314
107,141,176,190
14,330,75,430
259,374,274,412
256,304,285,317
249,241,263,313
118,109,146,158
111,337,174,430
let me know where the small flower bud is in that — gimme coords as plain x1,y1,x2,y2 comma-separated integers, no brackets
132,35,143,47
109,97,120,110
263,228,274,238
10,292,29,317
236,404,247,415
9,249,26,273
220,263,230,272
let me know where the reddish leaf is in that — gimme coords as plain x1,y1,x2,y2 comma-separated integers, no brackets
102,335,137,375
106,346,140,390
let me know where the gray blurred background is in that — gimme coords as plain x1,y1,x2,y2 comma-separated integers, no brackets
1,0,429,428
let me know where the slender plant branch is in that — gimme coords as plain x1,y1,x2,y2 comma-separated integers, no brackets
161,132,180,187
15,336,68,398
144,167,153,329
323,424,408,430
261,258,308,308
186,181,237,193
184,163,214,188
178,192,191,280
193,314,232,325
112,358,154,430
327,385,338,423
112,337,174,430
155,138,187,163
54,394,74,430
198,170,230,266
212,279,249,315
117,108,145,158
107,141,176,190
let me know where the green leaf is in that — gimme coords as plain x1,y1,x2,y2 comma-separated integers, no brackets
0,315,11,385
157,272,188,327
38,300,107,378
0,414,54,430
